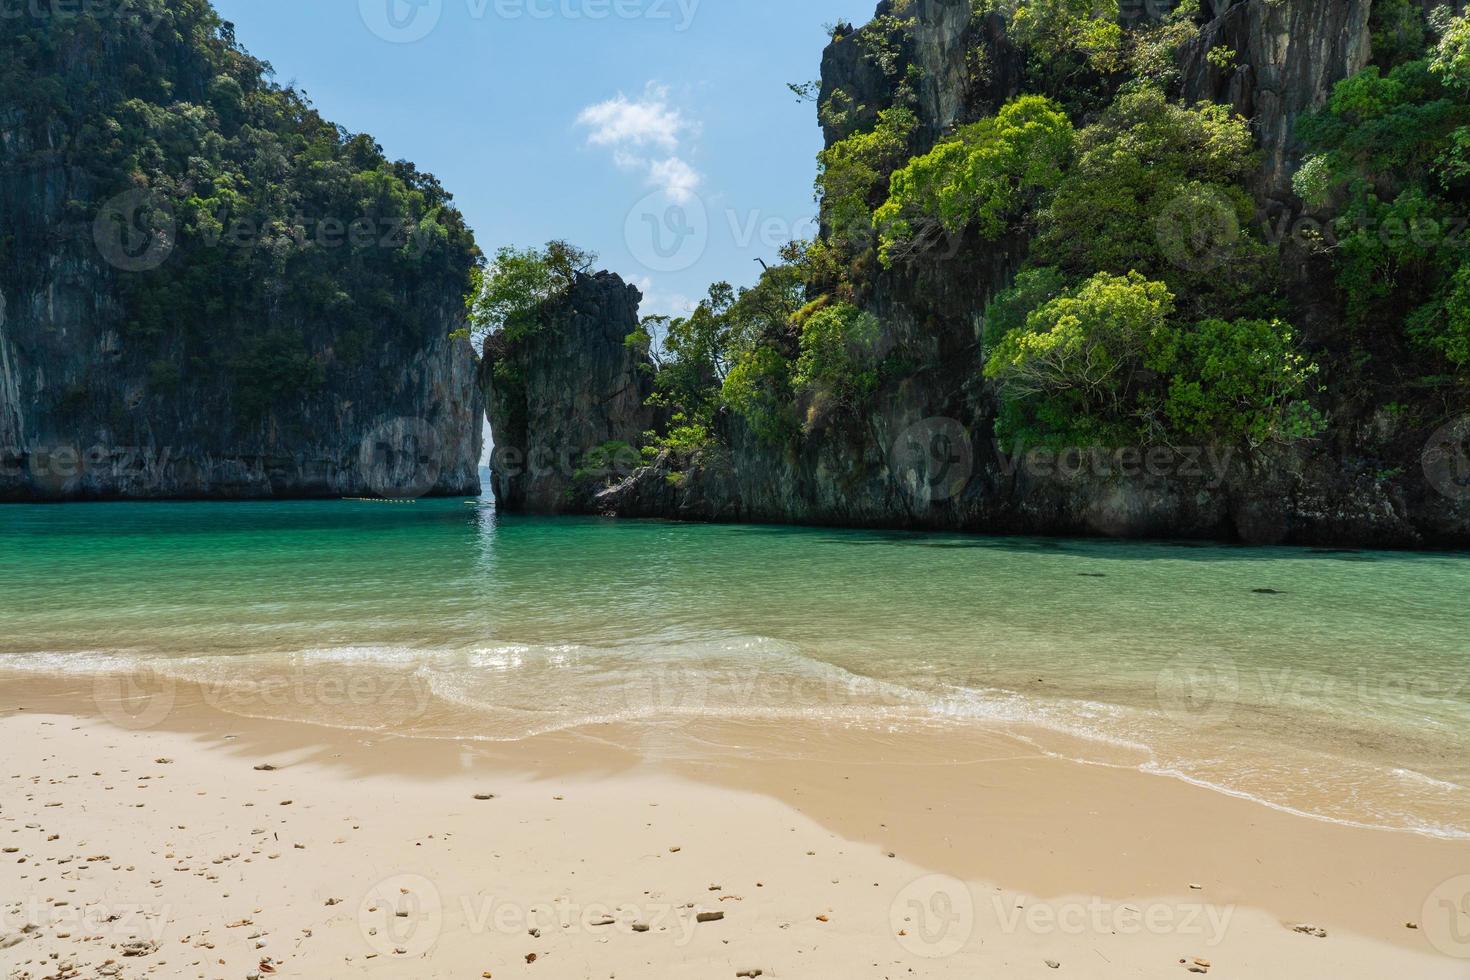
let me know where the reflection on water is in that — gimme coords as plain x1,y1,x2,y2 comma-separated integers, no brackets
1,499,1468,837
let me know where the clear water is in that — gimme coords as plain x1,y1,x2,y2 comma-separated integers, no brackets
1,499,1468,838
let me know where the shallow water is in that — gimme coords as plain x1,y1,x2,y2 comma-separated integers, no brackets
1,499,1468,838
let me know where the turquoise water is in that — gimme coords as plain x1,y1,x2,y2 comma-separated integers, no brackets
1,499,1468,837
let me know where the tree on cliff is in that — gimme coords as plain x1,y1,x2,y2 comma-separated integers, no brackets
466,241,597,347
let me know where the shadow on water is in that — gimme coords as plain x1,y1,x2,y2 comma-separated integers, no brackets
6,500,1469,573
677,519,1442,566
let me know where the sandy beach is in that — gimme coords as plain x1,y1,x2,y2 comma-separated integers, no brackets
1,672,1467,980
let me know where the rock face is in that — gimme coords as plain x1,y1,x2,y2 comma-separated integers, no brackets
0,4,483,502
596,0,1470,552
480,273,656,513
0,248,483,501
1179,0,1373,200
513,0,1470,547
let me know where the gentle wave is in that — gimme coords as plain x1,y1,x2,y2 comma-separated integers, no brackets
3,641,1468,840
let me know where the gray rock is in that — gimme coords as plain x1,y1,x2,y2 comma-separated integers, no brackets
480,272,658,513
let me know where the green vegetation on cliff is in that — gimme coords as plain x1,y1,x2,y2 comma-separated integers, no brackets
468,241,596,344
618,1,1470,470
1,0,479,423
875,95,1074,264
984,271,1319,449
1296,14,1470,371
482,1,1468,511
612,2,1334,459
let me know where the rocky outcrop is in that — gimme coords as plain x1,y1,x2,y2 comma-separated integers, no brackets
0,3,483,501
515,0,1470,547
480,272,656,513
819,0,1025,148
602,409,1466,548
0,310,482,503
1179,0,1373,201
0,226,482,500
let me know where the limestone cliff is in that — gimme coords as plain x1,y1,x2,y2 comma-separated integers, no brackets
0,0,483,501
584,0,1470,548
479,272,656,513
1178,0,1373,200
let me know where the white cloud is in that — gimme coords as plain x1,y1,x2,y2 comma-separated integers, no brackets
577,83,704,204
648,156,701,203
577,84,689,151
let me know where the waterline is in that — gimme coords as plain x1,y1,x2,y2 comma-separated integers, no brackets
2,500,1468,838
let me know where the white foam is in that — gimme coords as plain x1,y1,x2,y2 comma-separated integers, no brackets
3,643,1467,840
1141,763,1470,841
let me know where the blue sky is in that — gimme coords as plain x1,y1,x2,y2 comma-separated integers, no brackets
212,0,877,317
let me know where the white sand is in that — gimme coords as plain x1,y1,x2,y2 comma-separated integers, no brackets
1,678,1466,979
